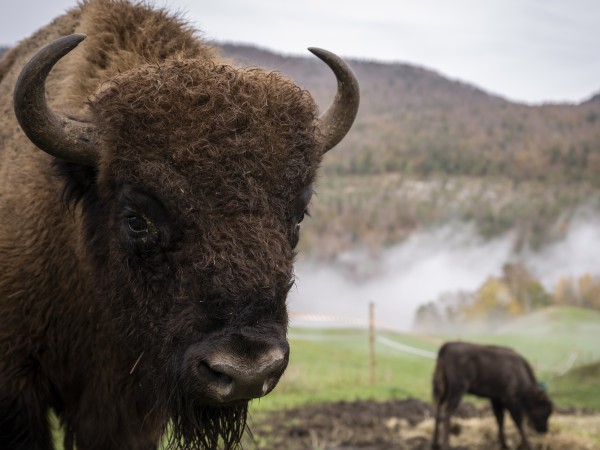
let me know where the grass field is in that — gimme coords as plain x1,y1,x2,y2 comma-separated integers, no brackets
252,305,600,412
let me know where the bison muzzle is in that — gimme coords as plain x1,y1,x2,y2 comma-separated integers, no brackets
0,1,359,449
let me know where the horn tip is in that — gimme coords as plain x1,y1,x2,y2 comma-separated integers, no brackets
48,34,88,53
70,33,88,44
57,34,87,50
307,47,327,58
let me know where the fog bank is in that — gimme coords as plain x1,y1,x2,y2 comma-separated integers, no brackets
288,220,600,330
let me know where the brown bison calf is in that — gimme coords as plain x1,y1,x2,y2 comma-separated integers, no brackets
431,341,553,450
0,0,358,449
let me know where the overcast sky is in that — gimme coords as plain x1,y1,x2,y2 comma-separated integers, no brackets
1,0,599,104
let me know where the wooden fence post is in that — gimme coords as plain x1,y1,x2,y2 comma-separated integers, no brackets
369,301,376,385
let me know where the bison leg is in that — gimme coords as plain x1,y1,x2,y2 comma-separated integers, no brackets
491,398,508,449
507,405,532,450
439,391,463,450
0,394,52,450
431,400,443,449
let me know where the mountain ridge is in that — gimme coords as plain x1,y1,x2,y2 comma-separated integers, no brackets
219,42,596,107
220,43,600,185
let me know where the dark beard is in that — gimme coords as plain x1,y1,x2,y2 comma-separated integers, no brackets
164,400,249,450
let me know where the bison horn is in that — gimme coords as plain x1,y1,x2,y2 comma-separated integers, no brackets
308,48,360,153
13,34,100,166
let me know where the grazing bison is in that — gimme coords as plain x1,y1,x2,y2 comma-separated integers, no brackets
0,1,359,449
431,342,553,450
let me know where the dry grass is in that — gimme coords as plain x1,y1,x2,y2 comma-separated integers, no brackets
398,413,600,450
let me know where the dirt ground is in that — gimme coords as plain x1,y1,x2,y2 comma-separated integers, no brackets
243,398,600,450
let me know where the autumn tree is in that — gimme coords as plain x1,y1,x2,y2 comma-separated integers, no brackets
555,273,600,310
502,262,552,312
578,273,600,309
413,262,554,330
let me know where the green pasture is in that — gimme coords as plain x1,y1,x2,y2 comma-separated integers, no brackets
251,305,600,412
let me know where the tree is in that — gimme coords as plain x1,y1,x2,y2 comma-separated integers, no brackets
555,276,580,306
502,262,551,312
577,273,600,309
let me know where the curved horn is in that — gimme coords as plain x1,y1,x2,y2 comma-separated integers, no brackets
308,48,360,153
13,34,99,166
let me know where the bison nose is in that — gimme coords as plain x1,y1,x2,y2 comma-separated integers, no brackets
189,345,289,404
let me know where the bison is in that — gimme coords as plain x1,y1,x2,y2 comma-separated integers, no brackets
431,341,553,450
0,1,359,449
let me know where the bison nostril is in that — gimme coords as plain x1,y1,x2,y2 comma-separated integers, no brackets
198,361,233,386
199,355,286,403
185,341,289,404
216,371,233,385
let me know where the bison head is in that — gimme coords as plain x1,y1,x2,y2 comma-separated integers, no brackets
13,35,358,448
525,387,553,433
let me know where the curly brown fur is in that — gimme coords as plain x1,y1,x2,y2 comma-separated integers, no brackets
0,1,322,449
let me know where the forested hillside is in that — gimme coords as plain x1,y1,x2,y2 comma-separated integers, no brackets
220,44,600,258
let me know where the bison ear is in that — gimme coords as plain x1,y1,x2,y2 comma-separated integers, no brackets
13,34,100,166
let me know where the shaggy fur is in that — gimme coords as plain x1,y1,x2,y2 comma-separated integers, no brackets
0,1,324,449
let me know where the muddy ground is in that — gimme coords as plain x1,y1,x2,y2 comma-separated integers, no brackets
243,398,600,450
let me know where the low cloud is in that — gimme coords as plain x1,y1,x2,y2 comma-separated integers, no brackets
289,219,600,330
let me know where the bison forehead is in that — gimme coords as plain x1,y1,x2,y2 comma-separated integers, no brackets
93,59,321,214
93,60,320,171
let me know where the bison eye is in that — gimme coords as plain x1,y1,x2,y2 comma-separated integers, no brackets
293,210,308,232
298,207,310,225
128,216,148,234
291,208,309,248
